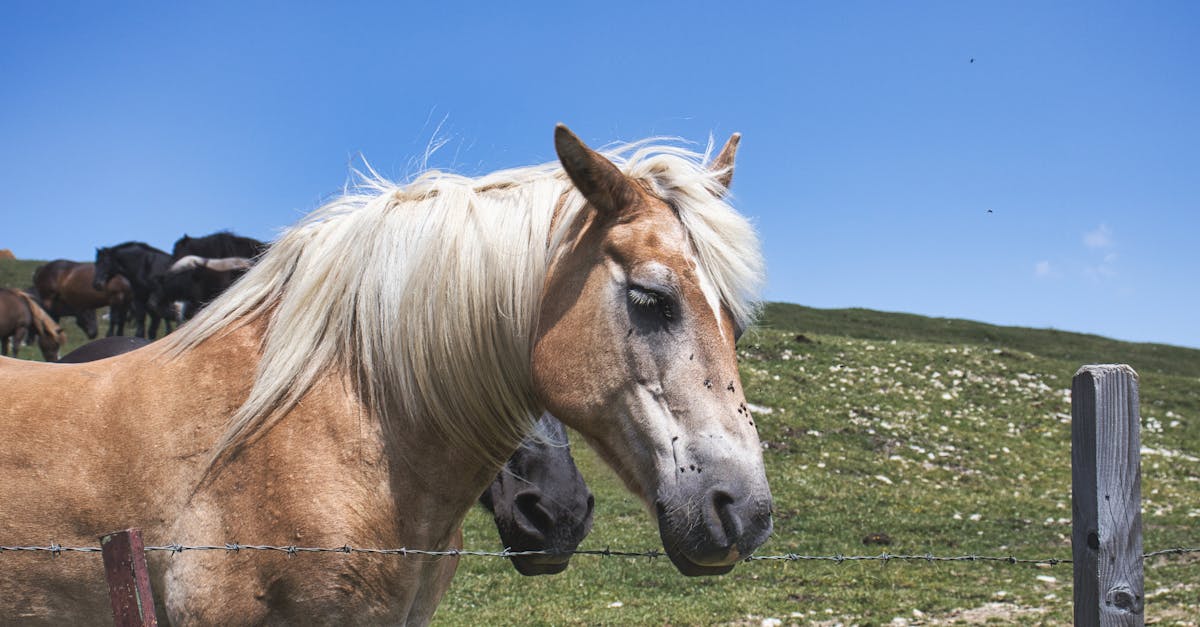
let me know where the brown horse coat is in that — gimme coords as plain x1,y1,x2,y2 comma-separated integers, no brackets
32,260,132,338
0,288,33,356
0,288,65,360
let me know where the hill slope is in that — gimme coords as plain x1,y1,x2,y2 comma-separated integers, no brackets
441,303,1200,625
0,258,44,290
761,302,1200,378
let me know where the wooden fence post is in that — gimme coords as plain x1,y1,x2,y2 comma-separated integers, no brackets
100,528,158,627
1072,365,1144,626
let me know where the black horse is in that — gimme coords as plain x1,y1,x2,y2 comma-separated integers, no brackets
479,412,595,575
172,231,267,261
93,242,176,339
56,336,153,363
149,256,252,321
58,337,595,576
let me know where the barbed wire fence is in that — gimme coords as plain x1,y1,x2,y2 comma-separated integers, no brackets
2,365,1195,624
3,542,1198,566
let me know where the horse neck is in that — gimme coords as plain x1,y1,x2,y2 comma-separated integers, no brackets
183,314,504,547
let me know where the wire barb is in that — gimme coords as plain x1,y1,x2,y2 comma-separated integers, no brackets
2,543,1199,566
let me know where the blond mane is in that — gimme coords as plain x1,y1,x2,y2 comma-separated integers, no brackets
15,291,66,346
165,139,765,467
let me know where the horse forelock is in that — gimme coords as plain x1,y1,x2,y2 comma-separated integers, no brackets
164,138,763,471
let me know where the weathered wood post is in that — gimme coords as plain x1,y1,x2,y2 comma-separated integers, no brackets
1072,365,1144,626
100,528,158,627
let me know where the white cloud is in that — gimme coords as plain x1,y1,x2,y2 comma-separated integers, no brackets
1084,224,1113,249
1034,261,1057,278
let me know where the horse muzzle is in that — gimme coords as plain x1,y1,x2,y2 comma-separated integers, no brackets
655,483,773,576
493,487,595,577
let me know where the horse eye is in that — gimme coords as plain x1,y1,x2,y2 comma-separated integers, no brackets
628,286,674,321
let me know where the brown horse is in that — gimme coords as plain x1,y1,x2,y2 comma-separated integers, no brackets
32,260,133,339
0,288,66,361
0,126,770,624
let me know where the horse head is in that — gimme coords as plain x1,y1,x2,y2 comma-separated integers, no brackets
92,247,114,291
478,413,594,575
532,126,771,576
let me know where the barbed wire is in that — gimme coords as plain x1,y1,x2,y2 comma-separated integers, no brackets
2,543,1198,566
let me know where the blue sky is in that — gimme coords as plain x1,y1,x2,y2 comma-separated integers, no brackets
2,2,1197,348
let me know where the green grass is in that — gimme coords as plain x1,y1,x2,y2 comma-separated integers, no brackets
4,261,1198,624
0,258,42,291
439,303,1200,625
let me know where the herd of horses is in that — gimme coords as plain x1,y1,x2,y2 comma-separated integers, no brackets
0,126,771,624
1,231,268,361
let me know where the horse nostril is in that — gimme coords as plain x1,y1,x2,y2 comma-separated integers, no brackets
584,493,595,519
712,490,743,546
514,491,553,532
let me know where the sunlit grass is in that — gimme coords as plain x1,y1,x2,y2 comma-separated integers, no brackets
439,304,1200,625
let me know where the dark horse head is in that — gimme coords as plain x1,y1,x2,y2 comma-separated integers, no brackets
93,242,176,339
57,340,594,576
478,413,595,575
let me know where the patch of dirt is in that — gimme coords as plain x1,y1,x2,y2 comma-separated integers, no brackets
924,602,1047,624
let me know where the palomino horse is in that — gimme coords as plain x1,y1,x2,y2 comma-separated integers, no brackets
0,125,770,624
31,260,133,338
58,337,595,577
0,288,66,361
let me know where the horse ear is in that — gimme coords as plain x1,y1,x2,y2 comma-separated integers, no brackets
711,133,741,193
555,124,637,216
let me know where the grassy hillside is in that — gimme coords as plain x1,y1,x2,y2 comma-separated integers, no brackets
0,258,43,291
440,304,1200,625
761,302,1200,379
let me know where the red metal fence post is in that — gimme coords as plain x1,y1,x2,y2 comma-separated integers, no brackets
99,528,158,627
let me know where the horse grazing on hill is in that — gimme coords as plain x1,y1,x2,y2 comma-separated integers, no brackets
92,242,176,339
31,260,133,338
173,231,267,261
59,337,595,576
151,255,254,320
0,288,66,360
0,126,770,624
